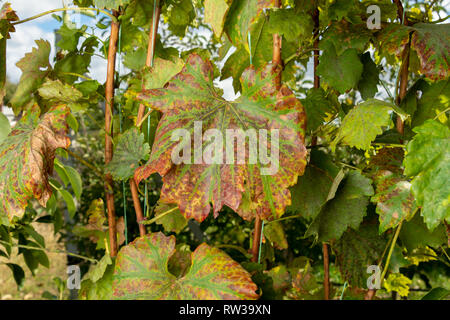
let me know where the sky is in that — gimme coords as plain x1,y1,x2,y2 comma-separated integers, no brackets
2,0,449,101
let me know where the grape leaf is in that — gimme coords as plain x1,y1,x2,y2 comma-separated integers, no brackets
404,120,450,230
79,259,115,300
0,104,70,225
225,0,275,48
153,202,188,234
377,23,450,80
8,40,52,114
142,57,185,90
263,221,288,250
316,42,363,94
412,80,449,128
0,3,18,105
204,0,232,38
357,52,380,100
0,112,11,143
332,99,407,151
369,148,416,233
301,88,334,133
38,79,86,112
112,232,259,300
321,20,371,56
94,0,130,10
400,214,447,252
287,149,341,220
305,170,374,242
106,128,150,181
333,221,387,288
132,54,307,222
411,23,450,81
267,8,313,42
166,0,196,37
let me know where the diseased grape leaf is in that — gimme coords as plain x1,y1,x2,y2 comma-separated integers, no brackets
287,149,341,220
316,42,363,94
411,23,450,81
305,170,374,242
8,40,52,114
377,23,450,80
132,54,307,222
204,0,232,38
142,57,185,90
404,120,450,230
333,221,387,288
0,104,70,225
369,148,417,233
320,20,371,56
0,3,19,105
332,99,408,151
112,232,259,300
106,128,150,181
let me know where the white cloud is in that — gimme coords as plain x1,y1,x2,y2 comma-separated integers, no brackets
6,24,55,82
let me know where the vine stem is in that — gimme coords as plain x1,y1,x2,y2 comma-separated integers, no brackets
380,222,403,285
140,206,178,225
12,7,118,25
310,0,330,300
104,10,120,257
130,0,162,237
251,0,283,263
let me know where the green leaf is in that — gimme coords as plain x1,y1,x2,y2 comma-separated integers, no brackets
404,120,450,230
79,260,115,300
264,221,288,250
204,0,232,38
0,104,70,225
106,128,150,181
287,149,341,220
142,57,184,90
317,43,363,94
56,24,85,52
333,221,387,288
8,40,52,114
123,47,147,71
421,287,450,300
166,0,196,37
267,8,313,42
399,214,447,252
305,170,374,242
38,79,86,113
132,54,307,222
332,99,407,151
153,202,188,234
58,189,76,218
112,232,259,300
357,52,380,100
94,0,130,10
64,165,83,200
87,254,112,283
6,263,25,289
225,0,274,48
0,112,11,143
412,80,449,127
301,88,334,133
